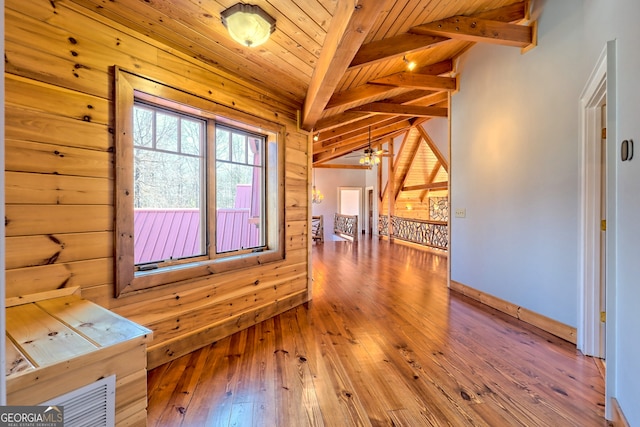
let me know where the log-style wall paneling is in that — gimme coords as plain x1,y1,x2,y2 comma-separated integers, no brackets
4,0,310,369
5,172,111,206
6,1,299,119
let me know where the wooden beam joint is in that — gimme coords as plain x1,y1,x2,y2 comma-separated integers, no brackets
410,16,534,48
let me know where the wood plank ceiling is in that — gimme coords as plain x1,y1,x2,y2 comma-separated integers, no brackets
66,0,535,165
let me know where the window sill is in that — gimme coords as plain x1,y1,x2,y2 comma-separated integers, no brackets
117,247,284,297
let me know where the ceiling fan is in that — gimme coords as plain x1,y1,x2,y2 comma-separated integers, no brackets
344,126,388,167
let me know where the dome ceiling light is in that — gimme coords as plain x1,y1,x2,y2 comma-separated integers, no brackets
221,3,276,48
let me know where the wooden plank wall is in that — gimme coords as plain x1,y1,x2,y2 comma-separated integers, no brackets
381,187,448,220
4,0,310,369
379,126,449,221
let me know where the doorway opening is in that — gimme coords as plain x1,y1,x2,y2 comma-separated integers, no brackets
338,187,363,235
366,187,374,236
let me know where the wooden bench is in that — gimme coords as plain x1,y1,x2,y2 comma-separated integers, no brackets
5,289,152,426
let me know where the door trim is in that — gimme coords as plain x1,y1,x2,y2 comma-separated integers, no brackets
579,41,617,421
578,46,607,358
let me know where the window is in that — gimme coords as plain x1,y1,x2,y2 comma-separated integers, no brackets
133,104,207,265
214,125,266,254
115,68,284,296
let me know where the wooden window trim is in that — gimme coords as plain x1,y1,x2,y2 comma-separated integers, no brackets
114,67,285,297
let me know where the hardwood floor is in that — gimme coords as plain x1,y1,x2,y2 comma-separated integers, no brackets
147,239,608,426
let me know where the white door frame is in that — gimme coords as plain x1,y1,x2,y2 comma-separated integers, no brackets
578,46,607,358
578,41,617,420
603,39,617,422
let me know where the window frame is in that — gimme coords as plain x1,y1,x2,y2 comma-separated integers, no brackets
115,68,285,297
213,124,267,254
132,101,209,266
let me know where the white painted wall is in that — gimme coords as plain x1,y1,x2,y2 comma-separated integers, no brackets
451,0,584,327
311,168,367,241
421,118,449,162
451,0,640,423
583,0,640,423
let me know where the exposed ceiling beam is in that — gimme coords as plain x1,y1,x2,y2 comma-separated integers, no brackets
325,84,398,110
317,90,446,134
410,116,432,128
349,34,448,70
410,16,534,48
349,103,448,117
416,125,449,172
394,136,422,201
313,120,411,164
316,84,449,135
371,129,408,151
301,0,394,130
402,181,449,192
471,1,528,22
313,111,371,133
391,129,412,173
348,2,528,70
327,60,453,110
369,73,457,91
313,164,371,170
313,138,373,164
314,98,446,161
419,160,444,202
315,117,409,155
414,59,455,77
314,115,396,149
388,90,449,109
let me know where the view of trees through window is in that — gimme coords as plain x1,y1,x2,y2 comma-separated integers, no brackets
133,104,204,210
215,126,263,208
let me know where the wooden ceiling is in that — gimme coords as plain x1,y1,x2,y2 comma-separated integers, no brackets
67,0,535,164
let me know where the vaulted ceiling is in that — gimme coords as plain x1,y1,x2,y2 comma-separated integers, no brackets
67,0,536,165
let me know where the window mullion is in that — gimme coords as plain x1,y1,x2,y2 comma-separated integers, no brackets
177,116,182,153
244,134,249,164
152,110,157,149
207,120,217,258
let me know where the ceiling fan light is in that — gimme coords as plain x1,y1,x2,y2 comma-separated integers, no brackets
358,125,381,168
221,3,276,47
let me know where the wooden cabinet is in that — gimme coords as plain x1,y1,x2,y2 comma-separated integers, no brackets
5,291,152,426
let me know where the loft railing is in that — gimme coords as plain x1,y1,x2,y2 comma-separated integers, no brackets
311,215,324,243
379,215,448,250
334,213,358,241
